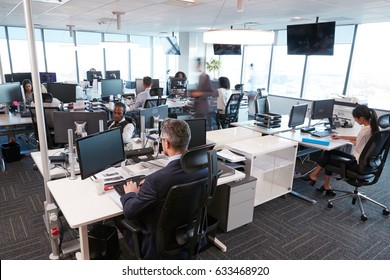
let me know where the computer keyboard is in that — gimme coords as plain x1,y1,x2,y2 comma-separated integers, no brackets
310,130,336,138
112,174,146,197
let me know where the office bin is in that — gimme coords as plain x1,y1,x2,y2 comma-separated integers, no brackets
1,142,21,163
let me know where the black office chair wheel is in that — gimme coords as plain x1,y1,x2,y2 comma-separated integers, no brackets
361,214,368,221
327,202,333,208
351,197,357,205
383,209,390,216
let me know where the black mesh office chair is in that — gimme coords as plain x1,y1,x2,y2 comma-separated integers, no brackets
120,144,220,259
217,93,243,129
325,115,390,221
29,98,61,149
143,98,166,108
149,87,164,98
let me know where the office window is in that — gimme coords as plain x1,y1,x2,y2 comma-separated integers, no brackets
0,26,11,75
269,45,305,97
44,29,77,83
348,22,390,110
242,45,272,92
130,35,151,80
303,25,354,100
103,33,129,81
303,45,351,99
7,27,45,73
76,31,104,82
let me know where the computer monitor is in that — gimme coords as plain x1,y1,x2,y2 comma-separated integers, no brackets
86,71,102,85
101,79,123,97
288,103,308,131
46,83,77,103
0,82,24,103
76,127,125,180
311,99,335,127
39,72,57,83
152,79,159,89
105,70,120,79
185,118,206,150
139,105,169,132
53,111,108,143
11,73,32,84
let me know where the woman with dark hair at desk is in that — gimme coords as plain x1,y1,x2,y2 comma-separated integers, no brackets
217,76,232,112
304,104,379,196
22,79,34,105
174,71,186,79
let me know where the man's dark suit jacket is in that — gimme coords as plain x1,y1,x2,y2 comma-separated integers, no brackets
120,158,208,259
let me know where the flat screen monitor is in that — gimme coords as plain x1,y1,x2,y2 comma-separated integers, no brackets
288,103,308,130
11,73,32,84
76,127,125,180
5,74,13,83
311,99,335,120
46,83,77,103
185,118,206,150
287,21,335,56
39,72,57,83
170,77,187,90
213,44,242,55
0,82,24,103
53,111,108,143
86,71,102,84
139,105,169,131
105,70,120,79
101,79,123,97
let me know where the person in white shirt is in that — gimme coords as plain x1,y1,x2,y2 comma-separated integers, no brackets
304,105,379,196
217,76,232,112
129,76,152,110
30,93,61,108
107,102,135,144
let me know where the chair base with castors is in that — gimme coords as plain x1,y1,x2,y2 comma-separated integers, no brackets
327,187,390,221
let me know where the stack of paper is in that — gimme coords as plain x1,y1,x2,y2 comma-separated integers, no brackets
217,149,246,163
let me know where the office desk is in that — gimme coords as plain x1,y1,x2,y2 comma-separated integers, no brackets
276,123,361,151
0,112,33,141
231,116,309,135
47,163,246,260
206,126,263,150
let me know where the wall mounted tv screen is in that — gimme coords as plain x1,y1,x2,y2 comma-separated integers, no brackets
213,44,242,55
287,21,335,56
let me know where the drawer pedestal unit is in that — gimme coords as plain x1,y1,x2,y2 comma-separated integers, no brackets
209,175,256,232
225,136,297,206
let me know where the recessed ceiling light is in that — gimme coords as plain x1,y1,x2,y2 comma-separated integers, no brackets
292,17,303,21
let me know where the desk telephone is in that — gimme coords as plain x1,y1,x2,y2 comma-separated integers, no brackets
125,147,155,163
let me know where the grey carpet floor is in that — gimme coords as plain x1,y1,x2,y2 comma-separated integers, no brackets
1,153,389,260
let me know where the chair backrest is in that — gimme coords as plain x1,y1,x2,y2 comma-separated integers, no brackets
225,93,243,115
150,87,164,97
255,92,270,114
358,129,390,180
144,98,166,108
378,114,390,129
156,144,217,259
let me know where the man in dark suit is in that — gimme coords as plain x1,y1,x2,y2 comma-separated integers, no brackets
120,118,207,259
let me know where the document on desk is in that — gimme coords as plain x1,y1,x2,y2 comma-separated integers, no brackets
217,149,246,163
93,167,130,184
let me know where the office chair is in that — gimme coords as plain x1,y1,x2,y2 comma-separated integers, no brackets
120,144,221,259
29,105,61,149
254,90,270,115
143,98,166,108
325,119,390,221
217,93,243,129
149,87,164,98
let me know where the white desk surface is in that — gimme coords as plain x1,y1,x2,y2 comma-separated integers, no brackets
47,164,245,260
276,123,362,151
206,126,263,150
231,115,309,135
0,112,32,126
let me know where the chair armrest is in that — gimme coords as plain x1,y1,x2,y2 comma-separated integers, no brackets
329,155,353,179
